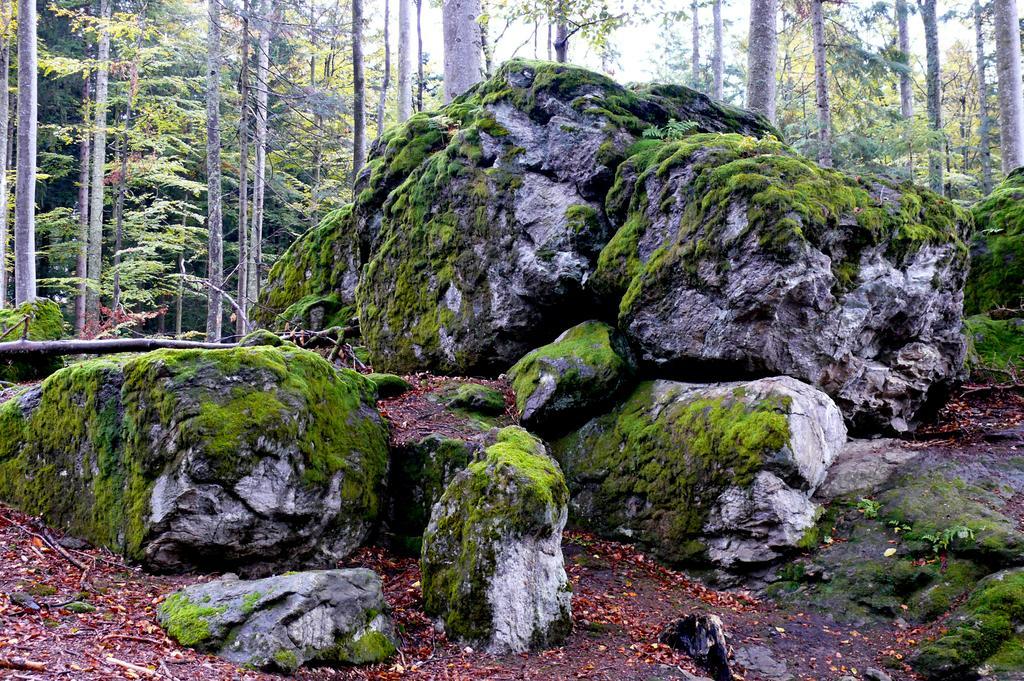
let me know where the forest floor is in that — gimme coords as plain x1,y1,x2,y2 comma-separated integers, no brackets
0,382,1021,681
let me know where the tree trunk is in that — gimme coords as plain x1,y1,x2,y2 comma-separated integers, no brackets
0,3,10,310
480,5,492,77
397,0,413,121
0,338,238,357
236,0,250,337
249,0,273,313
175,251,183,338
205,0,224,341
86,0,111,323
811,0,832,167
352,0,366,178
919,0,944,194
995,0,1024,172
554,2,568,64
712,0,723,100
975,0,994,192
746,0,778,123
442,0,483,101
376,0,391,138
75,72,90,334
691,0,700,89
13,0,37,305
896,0,913,177
416,0,424,111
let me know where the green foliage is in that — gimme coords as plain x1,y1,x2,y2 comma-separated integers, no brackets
0,299,67,383
642,119,699,140
857,497,882,519
919,525,976,554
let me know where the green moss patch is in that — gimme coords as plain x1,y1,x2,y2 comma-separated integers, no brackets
441,382,506,416
366,372,412,399
965,313,1024,375
0,298,66,383
159,592,227,648
965,168,1024,314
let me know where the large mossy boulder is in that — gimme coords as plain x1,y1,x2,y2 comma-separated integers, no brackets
914,568,1024,680
965,313,1024,375
158,568,397,672
509,320,636,434
553,376,847,568
599,134,971,433
965,168,1024,315
421,426,572,653
0,298,66,382
0,345,389,575
352,60,773,374
255,206,359,329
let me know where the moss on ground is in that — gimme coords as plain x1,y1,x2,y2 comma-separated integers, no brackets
553,381,791,564
965,168,1024,314
965,313,1024,375
158,592,227,648
0,298,67,383
365,372,412,398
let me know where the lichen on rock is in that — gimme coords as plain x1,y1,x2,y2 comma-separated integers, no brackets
420,426,572,653
158,568,397,671
509,320,636,434
553,376,846,568
0,345,389,575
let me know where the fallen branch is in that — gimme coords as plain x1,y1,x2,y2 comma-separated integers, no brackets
0,338,236,357
0,315,30,342
106,657,158,677
0,657,46,672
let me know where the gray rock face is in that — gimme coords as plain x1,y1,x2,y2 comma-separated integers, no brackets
157,569,397,672
603,136,971,433
815,438,920,501
0,346,389,576
421,427,572,653
658,614,733,681
509,320,637,435
554,376,847,568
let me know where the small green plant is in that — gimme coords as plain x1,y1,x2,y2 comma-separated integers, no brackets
642,118,699,140
920,525,975,554
857,497,882,519
888,519,913,533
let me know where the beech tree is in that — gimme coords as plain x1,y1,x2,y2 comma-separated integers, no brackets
86,0,112,324
994,0,1024,171
442,0,483,101
398,0,413,121
746,0,777,123
13,0,38,304
352,0,366,177
918,0,944,194
896,0,913,176
712,0,723,99
205,0,223,340
975,0,994,192
0,0,10,309
811,0,832,167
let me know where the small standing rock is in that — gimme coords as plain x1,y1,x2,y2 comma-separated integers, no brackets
658,614,733,681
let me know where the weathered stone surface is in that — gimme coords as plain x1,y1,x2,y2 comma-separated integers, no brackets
421,426,572,653
815,438,919,501
0,346,389,575
441,382,506,415
509,320,636,434
351,60,773,374
965,167,1024,315
601,135,971,433
0,298,65,382
553,376,846,568
157,569,396,671
658,614,733,681
733,645,792,681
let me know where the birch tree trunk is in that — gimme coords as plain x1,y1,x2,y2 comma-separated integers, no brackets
746,0,778,123
995,0,1024,172
248,0,272,315
0,2,11,309
691,0,700,89
236,0,250,336
975,0,994,192
13,0,37,304
75,72,90,333
205,0,224,341
919,0,944,194
86,0,111,323
442,0,483,101
376,0,391,138
811,0,832,167
352,0,366,177
397,0,413,121
712,0,723,100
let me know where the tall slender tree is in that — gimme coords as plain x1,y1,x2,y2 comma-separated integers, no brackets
691,0,700,88
811,0,832,167
86,0,112,323
205,0,223,340
377,0,391,138
0,0,11,309
236,0,251,336
13,0,37,304
896,0,913,176
554,1,569,63
994,0,1024,172
416,0,424,111
75,71,90,333
746,0,778,123
398,0,413,121
442,0,483,101
248,0,273,313
352,0,366,178
975,0,994,192
712,0,723,99
918,0,944,193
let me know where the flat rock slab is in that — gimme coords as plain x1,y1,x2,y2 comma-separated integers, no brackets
157,568,397,672
816,438,920,501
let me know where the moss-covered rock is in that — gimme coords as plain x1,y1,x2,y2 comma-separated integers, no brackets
965,168,1024,314
353,60,774,374
441,382,506,415
508,320,636,434
965,313,1024,375
0,345,389,575
0,298,66,383
421,426,572,652
598,133,971,433
552,376,846,568
365,372,412,398
158,568,397,671
914,568,1024,679
254,206,360,330
386,433,479,555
